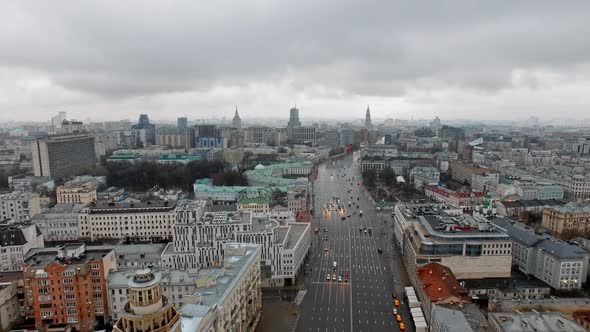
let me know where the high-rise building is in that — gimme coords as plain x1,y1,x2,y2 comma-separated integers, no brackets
232,107,242,130
51,112,67,133
288,106,301,127
32,135,96,180
112,269,181,332
364,105,372,128
132,114,156,145
176,117,187,131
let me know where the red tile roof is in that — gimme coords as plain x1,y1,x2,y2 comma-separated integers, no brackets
296,211,311,223
417,263,469,303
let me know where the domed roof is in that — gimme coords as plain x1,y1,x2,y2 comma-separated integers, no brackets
254,163,266,170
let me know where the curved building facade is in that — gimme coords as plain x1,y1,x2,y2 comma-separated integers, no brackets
114,269,180,332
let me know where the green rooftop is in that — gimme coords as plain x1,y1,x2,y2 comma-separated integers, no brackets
108,154,140,160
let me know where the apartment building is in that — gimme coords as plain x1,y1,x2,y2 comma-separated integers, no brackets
424,186,487,211
542,202,590,238
32,135,96,180
31,203,85,242
492,218,588,290
78,200,178,241
0,191,41,223
450,161,489,185
56,177,102,204
0,222,44,272
393,203,512,279
22,243,116,331
111,269,181,332
286,126,316,143
162,209,310,287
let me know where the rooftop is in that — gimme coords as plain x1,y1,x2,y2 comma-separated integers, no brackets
492,218,589,260
202,211,252,225
24,246,113,267
546,201,590,213
283,223,310,250
417,263,469,303
489,311,587,332
431,303,488,332
37,134,93,143
251,217,279,233
87,200,176,213
179,243,260,330
463,269,550,294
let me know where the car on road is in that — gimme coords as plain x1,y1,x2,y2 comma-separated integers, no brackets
377,248,383,254
394,299,400,307
359,227,363,232
364,229,367,234
359,210,363,215
338,275,342,282
324,228,328,232
376,206,381,211
399,322,406,331
326,274,330,280
332,274,337,281
324,247,328,251
341,216,346,220
324,236,328,241
333,261,337,267
396,314,402,322
392,308,397,315
368,227,372,234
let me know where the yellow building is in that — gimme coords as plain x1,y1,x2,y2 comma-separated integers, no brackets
56,181,98,204
542,202,590,238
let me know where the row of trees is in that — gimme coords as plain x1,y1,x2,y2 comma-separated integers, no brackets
86,160,247,191
361,167,396,188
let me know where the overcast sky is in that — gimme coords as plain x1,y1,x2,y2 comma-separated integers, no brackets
1,1,590,123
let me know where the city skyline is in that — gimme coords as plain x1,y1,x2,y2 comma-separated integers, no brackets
1,1,590,122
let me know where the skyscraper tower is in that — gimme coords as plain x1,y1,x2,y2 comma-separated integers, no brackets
365,105,372,128
113,269,181,332
232,106,242,130
177,117,188,131
288,106,301,127
138,114,150,127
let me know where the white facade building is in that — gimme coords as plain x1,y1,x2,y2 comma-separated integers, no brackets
162,209,311,287
31,203,86,241
0,192,41,223
0,222,44,271
78,200,180,241
492,218,588,290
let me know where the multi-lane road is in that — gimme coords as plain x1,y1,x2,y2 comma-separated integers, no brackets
297,152,413,332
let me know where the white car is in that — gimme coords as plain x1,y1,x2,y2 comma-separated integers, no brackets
333,261,337,268
393,308,398,315
338,275,343,282
326,274,331,281
332,274,337,281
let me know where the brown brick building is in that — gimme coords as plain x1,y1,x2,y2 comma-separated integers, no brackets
23,243,116,331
